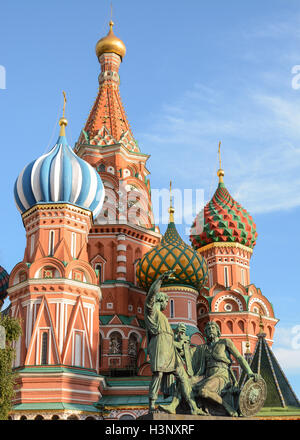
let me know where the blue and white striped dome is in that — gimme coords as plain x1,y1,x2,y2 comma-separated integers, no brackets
14,132,105,219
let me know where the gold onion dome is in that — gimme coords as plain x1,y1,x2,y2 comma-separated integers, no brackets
136,187,208,291
95,20,126,60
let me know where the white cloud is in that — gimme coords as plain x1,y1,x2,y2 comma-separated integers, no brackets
273,347,300,371
139,79,300,215
272,326,300,371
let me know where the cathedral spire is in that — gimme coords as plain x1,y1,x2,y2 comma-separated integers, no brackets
79,20,139,151
217,141,225,184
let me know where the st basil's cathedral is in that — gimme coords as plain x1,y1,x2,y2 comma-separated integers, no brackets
0,20,298,420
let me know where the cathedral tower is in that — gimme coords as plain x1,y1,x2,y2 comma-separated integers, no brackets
74,22,161,374
190,145,278,379
7,105,105,420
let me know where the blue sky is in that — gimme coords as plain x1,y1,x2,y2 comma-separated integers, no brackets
1,0,300,398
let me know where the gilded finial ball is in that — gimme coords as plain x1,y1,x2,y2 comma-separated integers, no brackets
217,169,224,178
59,117,68,127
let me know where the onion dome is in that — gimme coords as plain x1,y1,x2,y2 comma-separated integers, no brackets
136,184,208,291
95,21,126,61
14,101,105,220
0,266,9,301
190,148,257,250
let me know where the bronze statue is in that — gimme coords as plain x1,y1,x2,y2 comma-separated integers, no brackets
145,275,266,417
144,271,204,415
192,321,260,416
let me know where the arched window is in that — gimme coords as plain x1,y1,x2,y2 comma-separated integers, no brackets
170,299,175,318
238,320,245,333
241,268,245,286
128,334,138,359
41,332,48,365
49,230,55,256
226,320,233,333
224,267,229,287
98,163,106,172
109,332,122,354
35,415,44,420
95,263,102,283
188,301,192,320
208,269,213,288
71,232,76,259
74,332,83,367
30,234,35,257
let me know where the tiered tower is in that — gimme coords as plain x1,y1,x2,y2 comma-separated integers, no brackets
190,145,278,379
74,22,161,374
7,106,105,420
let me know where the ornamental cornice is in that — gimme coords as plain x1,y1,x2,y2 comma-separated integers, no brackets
22,203,92,221
160,285,198,294
197,242,253,255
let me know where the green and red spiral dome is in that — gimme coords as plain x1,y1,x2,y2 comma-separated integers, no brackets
0,266,9,302
190,181,257,250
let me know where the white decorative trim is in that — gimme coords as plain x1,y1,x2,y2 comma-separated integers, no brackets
117,245,126,252
248,297,270,317
214,294,244,312
116,266,127,273
117,255,127,262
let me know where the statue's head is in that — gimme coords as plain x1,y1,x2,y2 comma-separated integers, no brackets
155,291,169,311
204,321,221,339
175,323,189,341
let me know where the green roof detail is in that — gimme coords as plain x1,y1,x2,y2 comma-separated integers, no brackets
97,394,172,407
239,333,299,408
13,402,100,412
14,365,100,377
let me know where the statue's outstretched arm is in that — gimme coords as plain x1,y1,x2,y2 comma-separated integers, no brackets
226,339,258,380
146,270,175,306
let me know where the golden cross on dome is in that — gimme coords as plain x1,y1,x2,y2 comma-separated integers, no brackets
217,140,225,183
109,2,114,29
59,91,68,136
169,180,175,223
62,91,67,118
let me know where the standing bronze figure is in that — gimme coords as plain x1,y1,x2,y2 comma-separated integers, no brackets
144,271,204,415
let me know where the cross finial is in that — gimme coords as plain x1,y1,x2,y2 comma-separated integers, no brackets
218,141,222,169
59,91,68,136
168,180,175,222
109,2,114,30
217,140,225,183
62,91,67,118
